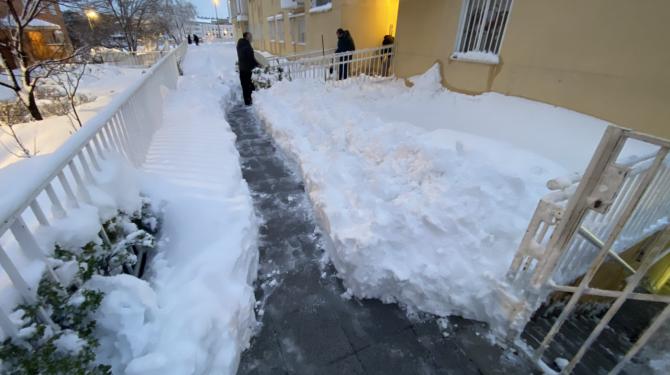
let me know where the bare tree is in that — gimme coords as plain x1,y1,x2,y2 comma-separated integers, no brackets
90,0,161,52
52,61,87,128
153,0,195,44
0,0,79,120
0,102,36,158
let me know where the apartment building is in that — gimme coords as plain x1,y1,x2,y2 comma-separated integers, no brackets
230,0,398,56
0,0,72,68
394,0,670,139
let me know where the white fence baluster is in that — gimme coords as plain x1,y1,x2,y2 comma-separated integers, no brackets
67,161,92,204
45,183,66,218
57,171,80,208
0,244,37,301
85,144,101,171
10,217,45,260
29,200,49,226
77,151,95,183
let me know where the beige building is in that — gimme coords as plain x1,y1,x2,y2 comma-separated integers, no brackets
394,0,670,139
230,0,399,56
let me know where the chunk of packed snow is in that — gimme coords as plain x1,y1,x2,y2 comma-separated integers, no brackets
451,51,500,65
54,330,87,354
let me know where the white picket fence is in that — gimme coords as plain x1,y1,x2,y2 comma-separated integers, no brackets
272,45,396,81
0,43,188,337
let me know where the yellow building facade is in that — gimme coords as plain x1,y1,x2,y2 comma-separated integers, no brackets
231,0,399,56
394,0,670,139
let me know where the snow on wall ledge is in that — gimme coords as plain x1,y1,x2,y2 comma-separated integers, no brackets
253,65,614,334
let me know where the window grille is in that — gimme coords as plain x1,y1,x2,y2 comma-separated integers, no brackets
454,0,512,57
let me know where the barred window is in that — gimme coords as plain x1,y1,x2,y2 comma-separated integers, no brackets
453,0,512,63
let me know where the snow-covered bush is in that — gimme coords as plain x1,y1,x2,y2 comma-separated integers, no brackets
252,65,284,89
0,200,160,374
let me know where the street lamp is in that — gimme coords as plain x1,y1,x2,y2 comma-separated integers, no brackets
85,9,98,31
213,0,222,38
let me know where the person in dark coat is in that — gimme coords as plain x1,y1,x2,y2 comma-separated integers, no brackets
381,35,395,76
187,34,192,44
335,28,355,80
193,34,200,46
237,32,260,106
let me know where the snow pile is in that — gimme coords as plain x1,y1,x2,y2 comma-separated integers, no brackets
0,154,142,325
253,66,616,331
0,64,144,168
107,43,259,375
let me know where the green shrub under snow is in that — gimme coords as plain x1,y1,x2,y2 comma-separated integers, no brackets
0,199,159,374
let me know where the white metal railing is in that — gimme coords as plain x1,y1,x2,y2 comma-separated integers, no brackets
0,43,187,338
504,126,670,374
264,48,337,65
273,45,396,81
93,50,170,68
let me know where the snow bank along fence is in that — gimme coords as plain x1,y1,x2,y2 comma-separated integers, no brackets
505,126,670,374
0,43,188,337
271,44,396,81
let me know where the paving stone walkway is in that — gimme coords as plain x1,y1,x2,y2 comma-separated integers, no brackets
226,100,538,375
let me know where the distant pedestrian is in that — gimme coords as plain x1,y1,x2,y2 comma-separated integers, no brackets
187,34,192,44
335,28,355,80
193,34,200,46
237,32,260,106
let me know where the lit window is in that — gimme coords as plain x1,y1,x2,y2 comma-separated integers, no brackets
452,0,512,63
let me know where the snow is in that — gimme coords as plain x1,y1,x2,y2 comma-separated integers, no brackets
451,51,500,65
0,154,143,340
0,64,144,168
94,43,259,375
54,330,87,354
309,2,333,14
252,65,619,333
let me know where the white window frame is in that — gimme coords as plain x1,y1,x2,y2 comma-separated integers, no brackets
451,0,513,65
290,13,305,45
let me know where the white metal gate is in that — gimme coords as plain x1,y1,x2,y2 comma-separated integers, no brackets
505,126,670,374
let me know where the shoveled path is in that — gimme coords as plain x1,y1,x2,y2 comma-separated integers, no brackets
226,99,537,375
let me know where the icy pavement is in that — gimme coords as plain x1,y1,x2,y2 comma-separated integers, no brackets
226,98,538,375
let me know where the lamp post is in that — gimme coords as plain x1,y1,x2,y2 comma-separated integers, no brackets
85,9,99,31
213,0,222,38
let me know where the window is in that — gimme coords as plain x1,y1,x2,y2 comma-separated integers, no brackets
268,19,276,41
291,14,305,44
452,0,512,63
276,17,285,42
310,0,332,13
52,30,64,44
